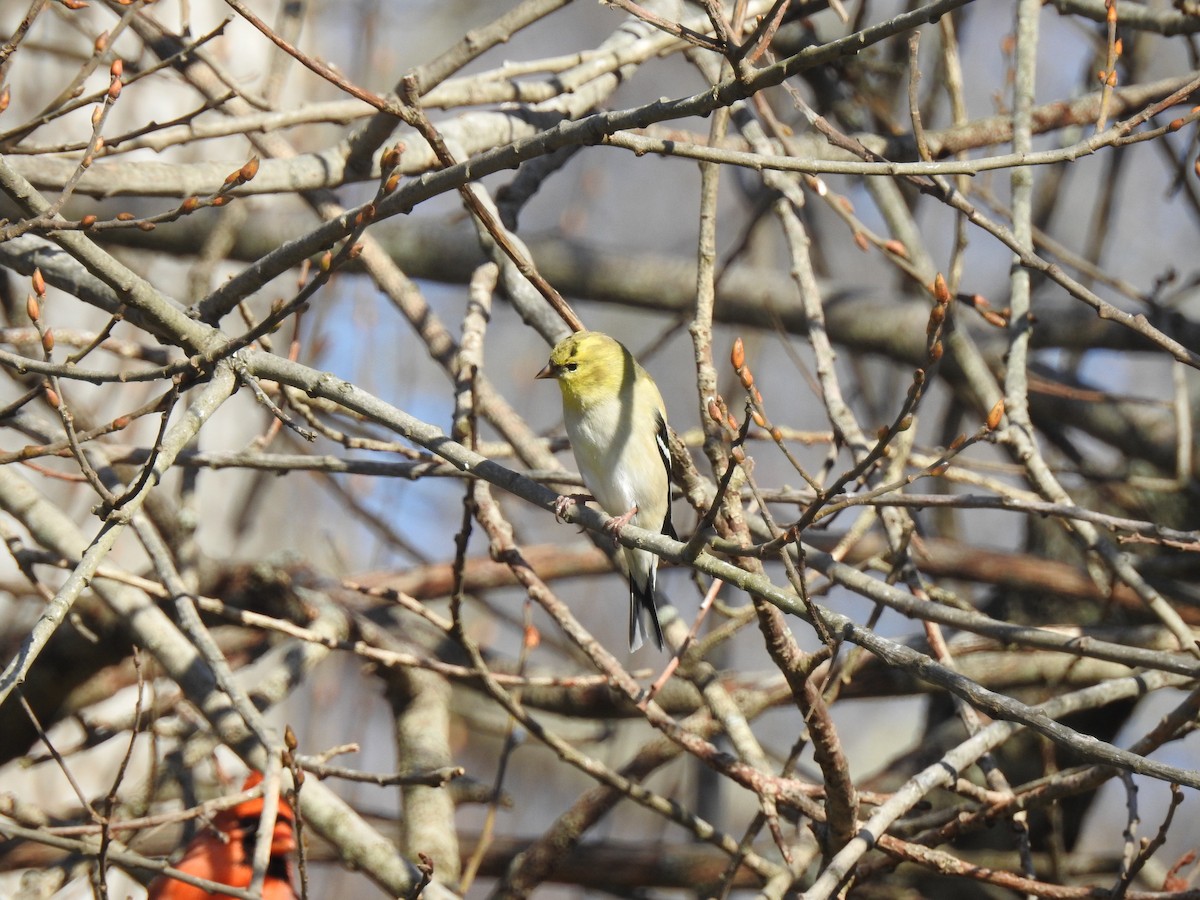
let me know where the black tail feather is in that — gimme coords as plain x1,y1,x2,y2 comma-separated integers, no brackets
629,576,664,651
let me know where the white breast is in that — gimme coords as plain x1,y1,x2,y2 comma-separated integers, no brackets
565,395,654,525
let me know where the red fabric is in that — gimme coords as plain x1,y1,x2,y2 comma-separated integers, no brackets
147,775,297,900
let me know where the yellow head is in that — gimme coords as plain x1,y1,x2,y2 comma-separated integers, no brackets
535,331,635,410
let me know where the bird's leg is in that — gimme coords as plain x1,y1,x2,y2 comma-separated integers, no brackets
604,505,638,538
553,493,593,521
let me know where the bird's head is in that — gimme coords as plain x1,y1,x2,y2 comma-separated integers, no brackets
536,331,633,407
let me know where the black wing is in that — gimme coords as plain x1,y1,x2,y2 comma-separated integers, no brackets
654,409,677,540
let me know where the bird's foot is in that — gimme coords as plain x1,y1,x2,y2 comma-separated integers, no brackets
553,493,592,522
605,505,639,539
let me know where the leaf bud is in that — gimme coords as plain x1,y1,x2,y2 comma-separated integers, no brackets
982,309,1008,328
80,214,97,228
26,294,39,322
32,268,45,297
986,398,1005,431
707,397,723,424
41,329,54,353
239,156,260,182
926,304,945,334
381,143,404,171
933,272,951,306
731,336,745,370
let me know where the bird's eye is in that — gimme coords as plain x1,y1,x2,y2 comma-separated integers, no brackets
565,362,579,371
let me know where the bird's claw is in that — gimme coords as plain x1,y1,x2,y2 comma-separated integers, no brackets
553,493,591,522
605,505,638,539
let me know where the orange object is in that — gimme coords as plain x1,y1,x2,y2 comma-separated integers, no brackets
147,774,297,900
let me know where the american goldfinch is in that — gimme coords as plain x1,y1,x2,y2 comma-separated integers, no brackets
536,331,676,651
148,773,297,900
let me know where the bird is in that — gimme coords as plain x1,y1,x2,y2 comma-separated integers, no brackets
146,772,297,900
536,330,676,651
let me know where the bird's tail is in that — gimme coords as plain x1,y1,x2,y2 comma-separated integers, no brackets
627,548,664,651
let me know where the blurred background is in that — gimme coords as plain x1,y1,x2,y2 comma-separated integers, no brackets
0,0,1199,896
